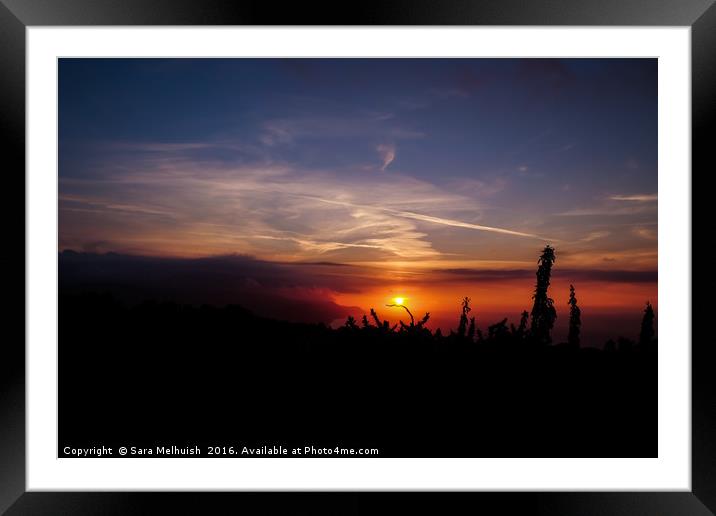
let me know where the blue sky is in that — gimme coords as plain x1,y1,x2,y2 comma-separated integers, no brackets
59,58,657,264
60,58,656,189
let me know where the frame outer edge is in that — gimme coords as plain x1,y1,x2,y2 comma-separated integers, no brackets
692,1,716,514
0,0,26,515
2,0,714,513
0,0,715,26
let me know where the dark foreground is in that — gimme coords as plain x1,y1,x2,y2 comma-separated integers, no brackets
59,292,656,458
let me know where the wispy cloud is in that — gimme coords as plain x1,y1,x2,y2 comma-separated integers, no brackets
557,193,657,217
609,194,657,202
253,234,384,254
580,230,610,243
555,205,655,217
376,144,396,171
303,196,543,239
447,177,507,198
59,137,647,270
259,122,295,146
258,114,424,148
632,227,657,240
60,194,176,217
59,154,480,260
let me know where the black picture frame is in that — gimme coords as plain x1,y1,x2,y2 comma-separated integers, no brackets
1,1,712,514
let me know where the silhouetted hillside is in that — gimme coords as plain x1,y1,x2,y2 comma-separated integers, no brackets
59,290,656,458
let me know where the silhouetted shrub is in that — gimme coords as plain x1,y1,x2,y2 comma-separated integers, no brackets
457,297,471,339
639,301,655,348
567,284,582,348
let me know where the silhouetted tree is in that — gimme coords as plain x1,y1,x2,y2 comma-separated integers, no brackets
344,315,359,331
604,339,617,352
370,308,396,332
530,245,557,344
361,315,370,328
511,310,529,339
639,301,655,348
488,318,509,342
467,316,476,342
457,297,471,338
567,284,581,348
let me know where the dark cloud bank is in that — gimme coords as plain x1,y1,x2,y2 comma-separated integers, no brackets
59,251,363,324
438,268,657,284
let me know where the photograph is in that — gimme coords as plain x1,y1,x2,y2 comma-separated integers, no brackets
58,57,658,458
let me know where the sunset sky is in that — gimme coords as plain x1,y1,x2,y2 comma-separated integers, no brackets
58,58,657,344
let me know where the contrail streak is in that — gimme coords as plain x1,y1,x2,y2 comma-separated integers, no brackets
301,195,545,239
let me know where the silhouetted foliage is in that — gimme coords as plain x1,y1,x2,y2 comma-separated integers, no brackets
618,337,635,353
511,310,529,340
530,245,557,344
387,302,415,326
345,315,359,331
604,339,617,352
370,308,382,327
567,284,582,348
467,316,476,342
361,314,370,328
639,301,655,348
488,318,510,343
385,302,431,336
369,308,397,332
456,296,471,339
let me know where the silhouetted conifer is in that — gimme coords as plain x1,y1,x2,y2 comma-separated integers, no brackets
639,301,655,348
567,284,581,348
530,245,557,344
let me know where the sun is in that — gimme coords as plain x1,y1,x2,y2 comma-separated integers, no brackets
393,297,405,305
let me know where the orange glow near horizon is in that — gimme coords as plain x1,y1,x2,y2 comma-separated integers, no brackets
334,277,657,332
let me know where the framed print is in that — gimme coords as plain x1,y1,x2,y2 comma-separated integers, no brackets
1,0,713,514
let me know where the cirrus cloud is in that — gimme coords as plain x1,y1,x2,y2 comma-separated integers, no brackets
376,143,396,171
